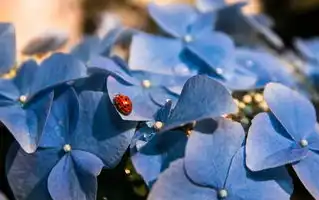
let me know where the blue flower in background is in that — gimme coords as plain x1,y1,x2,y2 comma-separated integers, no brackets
0,53,87,153
246,83,319,199
196,0,245,12
0,23,16,74
86,55,189,121
145,3,235,74
148,117,293,200
295,37,319,63
130,75,237,186
6,88,137,200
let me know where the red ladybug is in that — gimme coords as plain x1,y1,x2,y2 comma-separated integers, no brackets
113,94,133,116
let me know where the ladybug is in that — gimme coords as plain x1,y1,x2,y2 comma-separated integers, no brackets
113,94,133,116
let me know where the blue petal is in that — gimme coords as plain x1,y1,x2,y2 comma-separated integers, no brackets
226,148,293,200
264,83,316,141
0,92,53,153
148,3,197,37
185,118,245,189
6,143,60,200
0,23,16,74
189,12,216,36
293,150,319,199
131,130,187,186
155,100,172,122
148,159,217,200
30,53,88,96
107,76,160,121
0,79,20,103
72,150,105,175
13,59,38,95
72,91,136,168
40,88,79,148
129,33,188,75
148,87,179,107
21,30,68,55
294,38,319,62
246,113,308,171
163,75,237,131
196,0,227,12
48,154,98,200
186,31,235,72
71,36,100,62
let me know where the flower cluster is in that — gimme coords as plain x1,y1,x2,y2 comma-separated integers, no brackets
1,0,319,200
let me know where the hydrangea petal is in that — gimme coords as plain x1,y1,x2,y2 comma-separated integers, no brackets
186,31,234,72
189,12,216,36
294,38,319,62
0,23,15,74
71,150,104,176
163,75,236,131
71,36,100,62
48,154,98,200
226,148,293,200
40,88,79,148
30,53,88,95
148,159,217,200
6,143,60,200
107,76,159,121
13,60,38,95
196,0,226,12
148,87,178,107
0,92,53,153
185,118,245,189
246,113,308,171
264,83,316,141
72,91,136,168
0,79,20,103
148,3,197,37
129,33,185,75
293,151,319,199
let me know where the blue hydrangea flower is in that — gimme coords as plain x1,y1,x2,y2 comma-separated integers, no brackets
87,55,189,121
0,53,87,153
234,48,296,88
246,83,319,199
0,23,16,74
148,117,293,200
295,37,319,63
21,30,68,56
6,88,137,200
130,75,237,186
143,3,234,74
196,0,245,12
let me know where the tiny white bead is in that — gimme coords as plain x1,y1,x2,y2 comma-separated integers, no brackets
216,68,223,75
19,95,27,103
218,189,228,199
300,139,308,148
184,35,193,43
141,80,151,88
63,144,72,152
153,121,164,130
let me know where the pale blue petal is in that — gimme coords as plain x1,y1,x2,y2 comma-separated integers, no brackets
293,150,319,199
264,83,316,141
148,3,197,37
107,76,159,121
6,143,60,200
163,75,237,131
0,23,15,74
246,113,308,171
129,33,187,75
148,159,217,200
185,118,245,189
226,148,293,200
48,154,98,200
189,12,216,36
196,0,226,12
72,91,136,168
294,38,319,62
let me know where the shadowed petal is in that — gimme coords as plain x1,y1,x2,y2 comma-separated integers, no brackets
246,113,308,171
0,79,19,104
6,143,60,200
293,151,319,199
0,92,53,153
30,53,88,96
0,23,16,74
48,154,98,200
129,33,186,75
148,159,217,200
264,83,316,141
14,60,38,95
71,36,100,62
72,91,136,168
71,150,104,176
226,148,293,200
185,118,245,189
148,3,197,37
107,76,159,121
163,75,237,131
